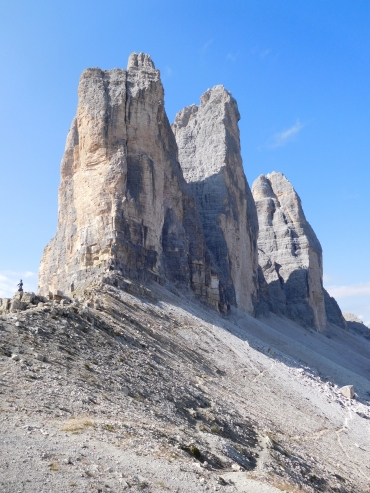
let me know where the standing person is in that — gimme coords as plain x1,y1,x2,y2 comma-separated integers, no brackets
17,280,23,292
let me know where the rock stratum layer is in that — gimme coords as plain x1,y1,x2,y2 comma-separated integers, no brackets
252,172,345,330
172,86,259,315
39,53,221,309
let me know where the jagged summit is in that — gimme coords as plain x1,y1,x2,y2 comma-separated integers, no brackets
253,172,311,227
127,52,155,70
173,85,240,182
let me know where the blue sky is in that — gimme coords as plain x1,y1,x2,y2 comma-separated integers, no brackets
0,1,369,323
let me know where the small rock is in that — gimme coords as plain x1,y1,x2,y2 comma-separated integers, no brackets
22,292,36,303
188,408,197,418
339,385,355,399
265,436,274,449
34,353,46,362
15,321,22,327
137,475,147,483
122,387,129,396
11,354,20,361
37,302,44,308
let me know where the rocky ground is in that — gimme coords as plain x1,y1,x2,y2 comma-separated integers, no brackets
1,280,370,492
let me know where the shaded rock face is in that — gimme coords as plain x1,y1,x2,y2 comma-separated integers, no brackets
343,312,369,339
252,172,327,330
172,86,259,315
39,53,221,308
324,290,347,330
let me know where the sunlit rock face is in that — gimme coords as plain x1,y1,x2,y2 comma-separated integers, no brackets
38,52,346,328
172,86,259,315
252,172,328,330
39,53,221,309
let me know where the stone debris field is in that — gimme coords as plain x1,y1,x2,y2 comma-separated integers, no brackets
1,281,369,492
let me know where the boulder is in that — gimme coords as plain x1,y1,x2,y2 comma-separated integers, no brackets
0,298,10,312
339,385,355,399
10,298,27,312
21,292,36,304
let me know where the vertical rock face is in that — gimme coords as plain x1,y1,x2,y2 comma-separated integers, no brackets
38,52,346,326
252,172,327,330
172,86,259,315
39,53,221,308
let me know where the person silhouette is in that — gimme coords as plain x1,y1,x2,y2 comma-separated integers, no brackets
17,279,23,292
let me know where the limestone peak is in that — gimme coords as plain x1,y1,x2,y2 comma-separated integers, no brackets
252,171,346,330
173,85,258,315
39,54,223,311
127,52,155,70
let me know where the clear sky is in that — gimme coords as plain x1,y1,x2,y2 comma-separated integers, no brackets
0,1,369,323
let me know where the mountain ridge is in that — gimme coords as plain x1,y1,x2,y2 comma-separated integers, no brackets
1,52,368,493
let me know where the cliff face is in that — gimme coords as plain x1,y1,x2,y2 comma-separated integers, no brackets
252,172,346,331
38,52,346,328
39,53,221,308
324,289,347,330
172,86,259,315
252,172,327,330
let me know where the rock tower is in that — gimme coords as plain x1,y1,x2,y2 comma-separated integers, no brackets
39,53,221,308
38,52,346,329
252,172,345,330
173,86,259,315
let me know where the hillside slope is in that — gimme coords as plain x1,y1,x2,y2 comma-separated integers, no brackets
1,281,369,492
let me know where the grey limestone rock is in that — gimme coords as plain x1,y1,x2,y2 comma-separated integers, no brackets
172,85,259,315
339,385,355,399
0,298,10,312
324,290,347,330
10,297,27,312
343,312,370,339
343,312,363,324
21,292,36,304
39,53,221,309
252,172,327,330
